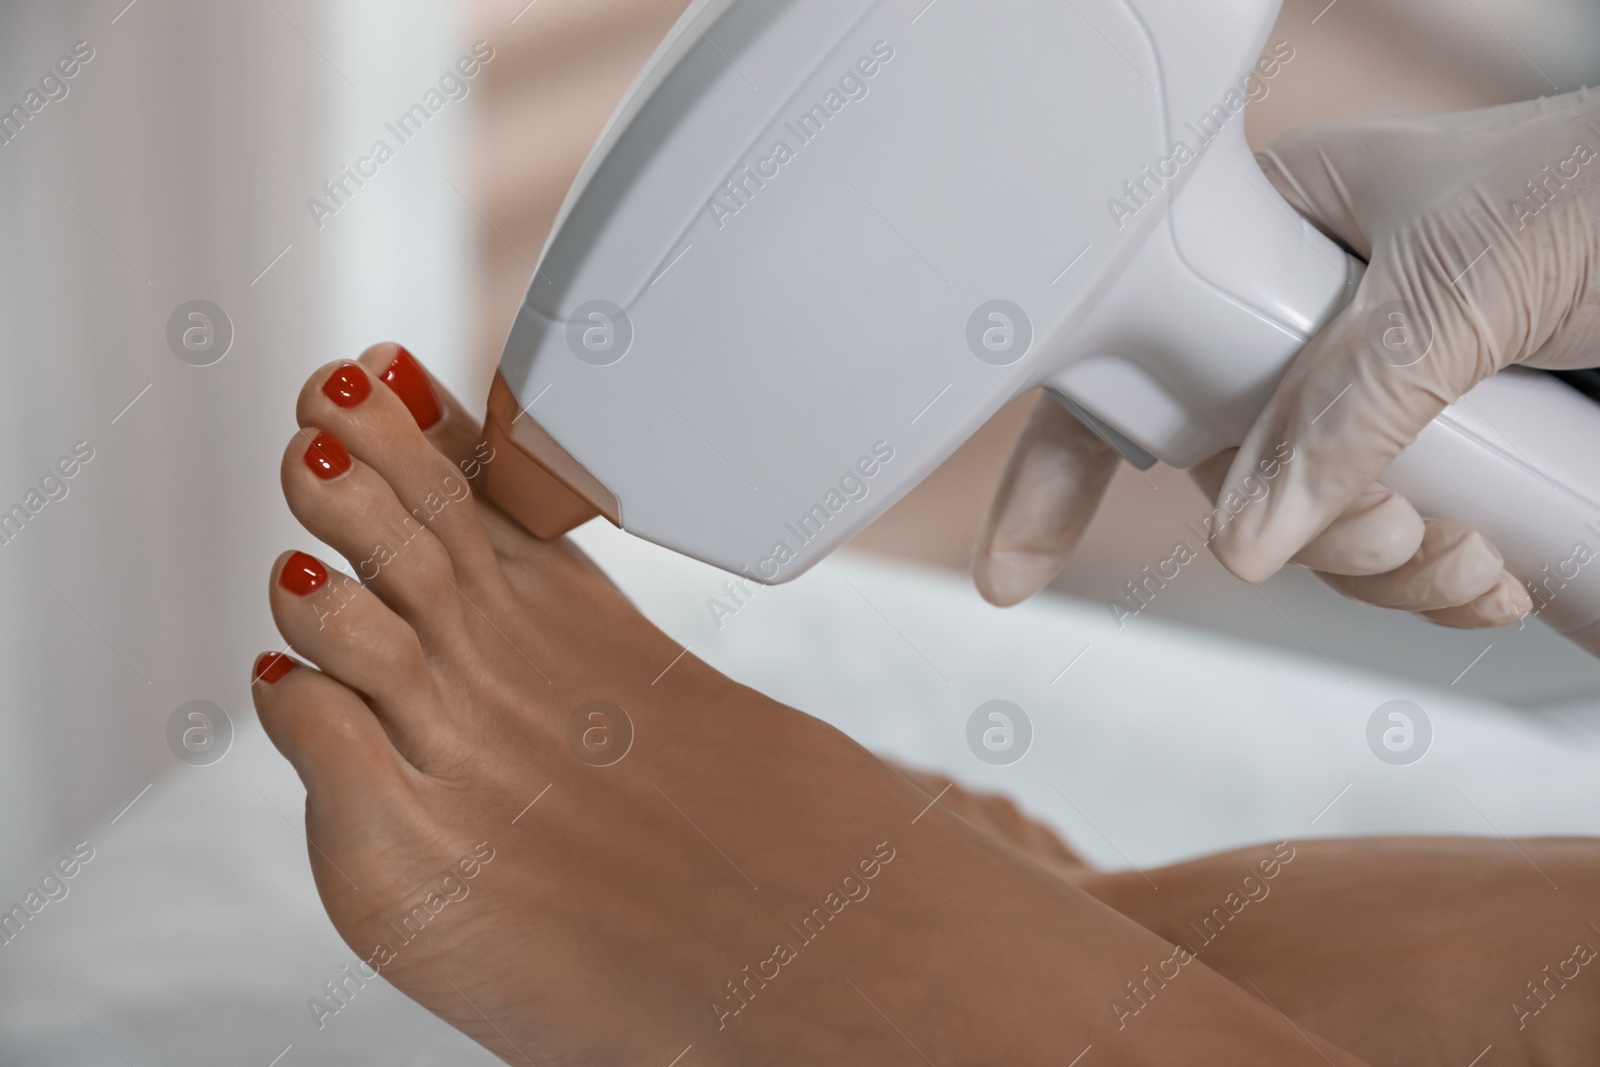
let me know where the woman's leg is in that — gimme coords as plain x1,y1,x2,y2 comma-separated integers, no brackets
250,346,1367,1066
888,764,1092,884
909,772,1600,1067
1094,836,1600,1067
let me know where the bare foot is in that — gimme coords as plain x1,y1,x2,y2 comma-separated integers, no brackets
251,346,1368,1065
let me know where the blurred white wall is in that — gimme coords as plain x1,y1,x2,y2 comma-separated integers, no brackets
0,0,475,895
323,0,481,401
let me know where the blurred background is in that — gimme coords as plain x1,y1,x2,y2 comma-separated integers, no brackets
0,0,1598,1062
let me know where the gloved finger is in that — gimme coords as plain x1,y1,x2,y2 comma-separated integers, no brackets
1253,120,1386,258
1315,520,1509,613
972,393,1121,607
1288,485,1423,576
1207,253,1511,583
1213,119,1541,583
1254,98,1565,259
1187,451,1423,576
1421,571,1533,629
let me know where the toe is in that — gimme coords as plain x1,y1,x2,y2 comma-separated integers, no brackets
251,650,409,796
280,426,468,632
349,344,598,590
296,354,499,583
358,342,488,472
268,549,447,764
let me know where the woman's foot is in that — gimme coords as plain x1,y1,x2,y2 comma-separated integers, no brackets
252,346,1365,1065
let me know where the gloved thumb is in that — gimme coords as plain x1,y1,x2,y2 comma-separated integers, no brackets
1208,115,1531,583
1207,267,1493,583
972,393,1121,606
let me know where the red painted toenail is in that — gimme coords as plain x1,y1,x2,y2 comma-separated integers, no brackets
304,431,352,480
321,362,371,408
253,652,296,684
280,551,328,595
380,345,442,430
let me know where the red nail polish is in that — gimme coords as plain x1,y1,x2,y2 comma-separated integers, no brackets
254,652,296,684
304,431,352,480
380,345,443,430
279,551,328,595
322,362,371,408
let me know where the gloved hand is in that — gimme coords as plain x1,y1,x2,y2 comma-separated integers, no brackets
975,88,1600,628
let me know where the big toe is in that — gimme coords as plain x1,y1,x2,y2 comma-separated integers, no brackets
296,354,500,584
357,342,487,472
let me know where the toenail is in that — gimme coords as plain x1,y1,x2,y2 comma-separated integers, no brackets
304,431,352,480
379,345,442,430
253,651,296,684
322,361,372,408
280,551,329,595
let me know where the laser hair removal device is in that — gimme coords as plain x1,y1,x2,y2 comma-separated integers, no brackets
482,0,1600,655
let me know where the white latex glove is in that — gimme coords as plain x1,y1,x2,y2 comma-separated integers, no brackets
976,89,1600,627
971,400,1446,611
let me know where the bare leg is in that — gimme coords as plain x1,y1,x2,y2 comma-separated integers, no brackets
889,764,1091,884
903,773,1600,1067
1096,837,1600,1067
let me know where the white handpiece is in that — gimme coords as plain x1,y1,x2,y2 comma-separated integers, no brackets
488,0,1600,655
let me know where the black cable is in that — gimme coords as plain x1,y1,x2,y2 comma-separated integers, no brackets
1546,368,1600,405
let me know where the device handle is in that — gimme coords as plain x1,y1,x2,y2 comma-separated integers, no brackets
1049,117,1600,653
1390,375,1600,647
